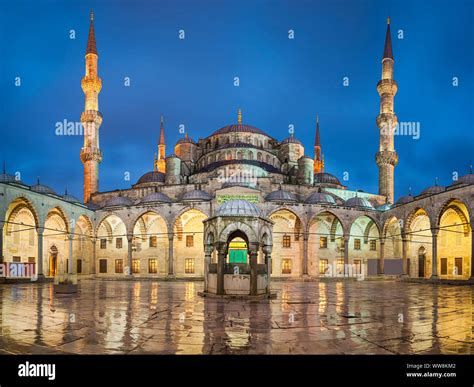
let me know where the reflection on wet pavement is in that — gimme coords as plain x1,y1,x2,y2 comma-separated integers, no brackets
0,279,472,354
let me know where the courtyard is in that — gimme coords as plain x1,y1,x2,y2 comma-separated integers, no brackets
0,279,472,355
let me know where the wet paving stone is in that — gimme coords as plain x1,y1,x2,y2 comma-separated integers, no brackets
0,279,472,354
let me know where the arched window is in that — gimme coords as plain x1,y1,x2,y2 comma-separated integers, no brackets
257,152,262,162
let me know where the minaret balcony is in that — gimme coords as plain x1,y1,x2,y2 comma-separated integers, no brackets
376,79,398,96
81,110,103,127
376,113,398,129
81,76,102,93
80,147,103,163
375,150,398,167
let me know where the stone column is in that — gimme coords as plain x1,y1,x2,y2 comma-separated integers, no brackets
91,238,97,275
204,245,212,292
264,248,272,294
37,228,44,278
402,237,408,276
168,233,174,276
68,230,74,274
343,235,349,277
249,246,258,296
302,232,309,275
470,228,474,280
217,248,226,295
431,228,438,279
378,240,385,275
127,235,133,276
0,222,4,264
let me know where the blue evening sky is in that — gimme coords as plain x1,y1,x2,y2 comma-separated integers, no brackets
1,0,473,200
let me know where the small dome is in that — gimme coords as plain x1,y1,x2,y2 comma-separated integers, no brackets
86,201,101,210
136,171,165,185
265,189,298,202
455,173,474,185
221,180,256,189
0,172,17,183
396,194,414,205
420,185,445,195
181,189,212,202
314,173,342,186
344,196,374,209
377,203,392,211
281,135,302,145
305,192,336,205
216,199,261,217
62,191,81,204
140,191,172,204
104,196,133,207
176,134,196,145
31,181,56,195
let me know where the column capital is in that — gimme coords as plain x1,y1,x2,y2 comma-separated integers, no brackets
167,232,174,241
431,227,439,237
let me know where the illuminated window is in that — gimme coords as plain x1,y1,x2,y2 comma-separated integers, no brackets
116,238,123,249
100,239,107,249
131,259,140,274
99,259,107,273
336,259,344,275
370,240,377,251
115,259,123,274
454,257,462,276
185,258,195,274
186,235,194,247
12,256,21,263
148,259,158,274
282,235,291,248
440,258,447,275
319,237,328,249
354,239,361,250
319,259,328,274
149,236,157,248
282,259,292,274
28,257,35,263
77,259,82,274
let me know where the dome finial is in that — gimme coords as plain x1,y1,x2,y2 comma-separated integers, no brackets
2,161,5,175
408,187,412,195
237,108,242,125
434,177,438,186
90,9,94,21
470,164,473,174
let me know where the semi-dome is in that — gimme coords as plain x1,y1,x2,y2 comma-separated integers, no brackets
314,172,342,186
104,196,133,207
344,196,374,209
265,188,298,202
181,189,212,201
140,191,172,204
31,180,56,195
211,124,270,138
136,171,165,185
396,194,414,205
305,192,336,205
216,199,261,217
420,185,445,195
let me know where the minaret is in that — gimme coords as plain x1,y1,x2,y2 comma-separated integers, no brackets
80,10,103,203
375,17,398,204
154,115,166,173
313,115,324,174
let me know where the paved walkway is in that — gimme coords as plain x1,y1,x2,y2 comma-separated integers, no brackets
0,279,472,354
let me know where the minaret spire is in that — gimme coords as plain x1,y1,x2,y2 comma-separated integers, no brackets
154,115,166,173
80,10,103,203
313,115,324,173
375,16,398,204
86,10,97,55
